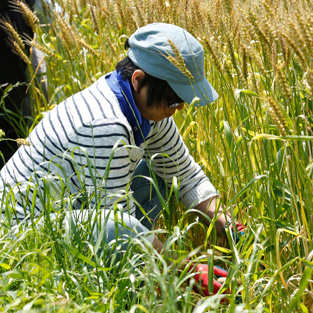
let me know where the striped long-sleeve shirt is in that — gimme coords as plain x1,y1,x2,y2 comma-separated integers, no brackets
0,73,218,220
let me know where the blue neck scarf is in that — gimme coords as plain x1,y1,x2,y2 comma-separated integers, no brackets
106,70,151,146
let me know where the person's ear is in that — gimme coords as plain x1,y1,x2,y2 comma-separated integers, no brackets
131,70,146,92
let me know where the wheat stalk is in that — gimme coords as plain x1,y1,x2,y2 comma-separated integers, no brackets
16,138,31,146
115,0,126,29
202,37,222,74
241,44,248,83
247,9,270,47
295,12,312,61
68,0,80,19
275,62,293,104
167,39,194,81
11,0,39,33
0,17,25,50
288,17,308,57
77,37,101,58
267,97,288,136
54,11,76,52
227,36,246,86
279,27,307,68
29,39,57,59
89,4,99,33
11,41,31,64
305,69,313,95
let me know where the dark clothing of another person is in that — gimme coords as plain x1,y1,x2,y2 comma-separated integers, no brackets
0,0,35,168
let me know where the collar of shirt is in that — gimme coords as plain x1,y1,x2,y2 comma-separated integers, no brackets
106,70,151,147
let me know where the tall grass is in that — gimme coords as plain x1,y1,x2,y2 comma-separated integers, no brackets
1,0,313,311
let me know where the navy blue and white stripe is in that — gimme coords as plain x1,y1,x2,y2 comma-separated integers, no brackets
0,73,218,220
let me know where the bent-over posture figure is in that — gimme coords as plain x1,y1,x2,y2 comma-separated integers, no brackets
0,23,242,297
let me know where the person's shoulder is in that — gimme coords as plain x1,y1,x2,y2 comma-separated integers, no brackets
86,74,121,105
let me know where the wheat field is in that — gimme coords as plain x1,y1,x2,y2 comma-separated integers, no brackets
0,0,313,311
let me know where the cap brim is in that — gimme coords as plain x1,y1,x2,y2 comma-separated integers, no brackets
168,77,218,107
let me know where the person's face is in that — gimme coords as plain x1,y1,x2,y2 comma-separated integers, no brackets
132,70,185,122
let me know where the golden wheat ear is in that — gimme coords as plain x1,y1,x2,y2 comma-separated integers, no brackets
267,97,288,136
11,0,39,33
166,39,194,81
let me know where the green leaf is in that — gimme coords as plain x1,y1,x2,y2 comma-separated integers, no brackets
129,304,151,313
211,245,232,254
299,303,309,313
252,134,313,141
223,120,232,147
0,263,10,270
276,147,286,171
287,265,313,312
234,88,259,100
226,175,268,208
59,240,111,271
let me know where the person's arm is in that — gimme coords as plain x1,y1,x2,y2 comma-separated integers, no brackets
195,196,246,242
152,236,164,253
146,118,219,208
194,196,230,235
145,118,235,236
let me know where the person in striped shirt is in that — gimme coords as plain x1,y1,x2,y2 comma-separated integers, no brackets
0,23,242,297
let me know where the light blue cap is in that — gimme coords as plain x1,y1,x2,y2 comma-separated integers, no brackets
127,23,218,106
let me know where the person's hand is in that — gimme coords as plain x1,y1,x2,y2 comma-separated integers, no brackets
233,221,245,242
223,219,245,243
190,264,229,299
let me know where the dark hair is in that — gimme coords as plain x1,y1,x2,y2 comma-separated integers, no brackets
116,41,182,108
116,56,172,108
